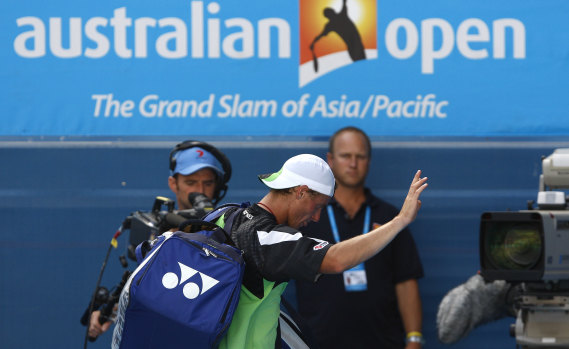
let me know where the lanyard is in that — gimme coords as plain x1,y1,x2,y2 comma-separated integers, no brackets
327,205,371,243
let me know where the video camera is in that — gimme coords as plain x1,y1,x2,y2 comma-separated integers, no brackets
123,192,214,261
480,149,569,282
479,149,569,348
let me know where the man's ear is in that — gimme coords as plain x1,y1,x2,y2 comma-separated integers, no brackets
168,176,177,194
326,152,333,166
296,185,309,200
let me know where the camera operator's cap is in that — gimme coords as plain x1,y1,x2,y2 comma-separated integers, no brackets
171,146,225,178
258,154,336,197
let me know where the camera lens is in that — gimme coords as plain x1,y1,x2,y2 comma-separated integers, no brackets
485,222,542,270
503,227,541,267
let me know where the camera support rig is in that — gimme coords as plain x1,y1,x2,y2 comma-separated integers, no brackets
510,281,569,348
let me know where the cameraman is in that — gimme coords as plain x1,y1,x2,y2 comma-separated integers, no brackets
167,140,231,210
87,140,231,339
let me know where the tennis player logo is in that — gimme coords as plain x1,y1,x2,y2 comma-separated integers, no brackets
299,0,377,87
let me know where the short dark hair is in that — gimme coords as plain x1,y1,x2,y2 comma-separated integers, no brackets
328,126,371,156
270,187,329,197
270,188,294,196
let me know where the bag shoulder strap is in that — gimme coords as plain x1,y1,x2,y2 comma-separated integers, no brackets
191,202,250,245
202,202,250,223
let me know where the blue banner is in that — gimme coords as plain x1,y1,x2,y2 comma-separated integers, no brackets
2,0,568,136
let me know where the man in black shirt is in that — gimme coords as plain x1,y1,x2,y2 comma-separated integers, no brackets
296,127,425,348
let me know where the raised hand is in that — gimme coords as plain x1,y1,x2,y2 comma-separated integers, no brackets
398,170,428,225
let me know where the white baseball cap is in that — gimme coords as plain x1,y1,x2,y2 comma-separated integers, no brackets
258,154,336,197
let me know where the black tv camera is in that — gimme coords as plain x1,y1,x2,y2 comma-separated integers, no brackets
123,193,214,261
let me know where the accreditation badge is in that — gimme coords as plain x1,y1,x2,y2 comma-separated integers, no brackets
342,263,367,292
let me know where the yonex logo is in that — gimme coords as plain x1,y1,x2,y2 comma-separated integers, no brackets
162,261,219,299
196,149,204,157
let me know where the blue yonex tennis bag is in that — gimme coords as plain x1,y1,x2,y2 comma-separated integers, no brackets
112,215,245,349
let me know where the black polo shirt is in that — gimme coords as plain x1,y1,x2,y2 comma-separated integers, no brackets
296,189,424,349
227,204,332,298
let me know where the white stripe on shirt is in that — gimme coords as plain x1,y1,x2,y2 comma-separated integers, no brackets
257,230,303,246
